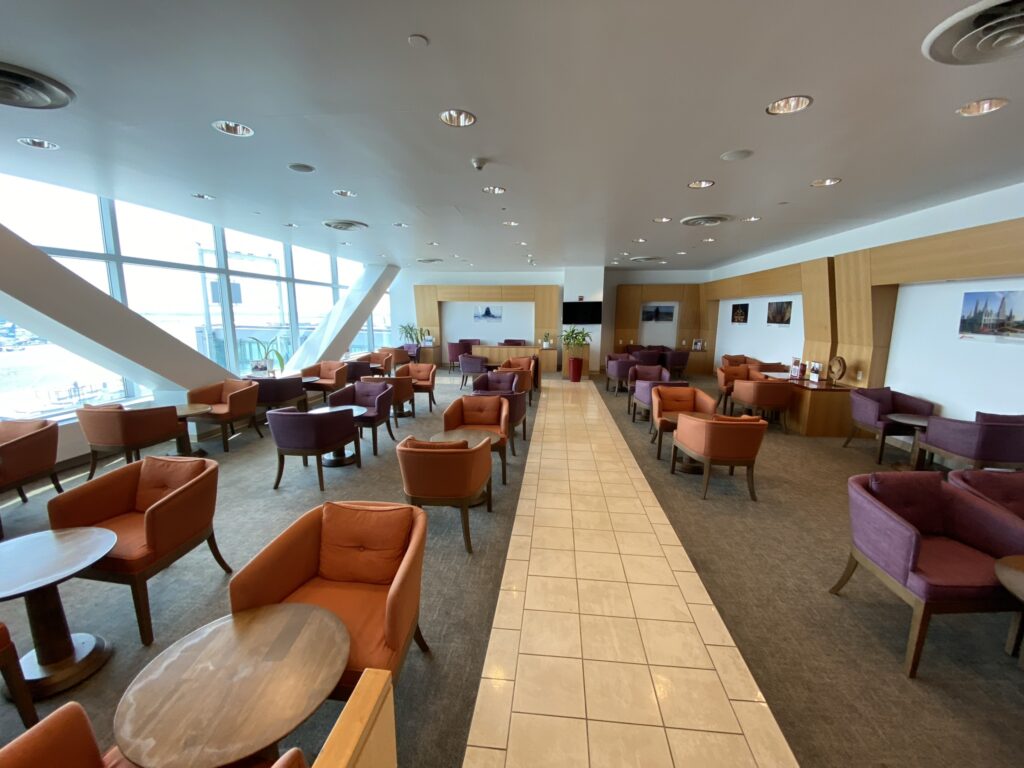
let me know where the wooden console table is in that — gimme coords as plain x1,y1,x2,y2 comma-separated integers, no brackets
786,380,852,437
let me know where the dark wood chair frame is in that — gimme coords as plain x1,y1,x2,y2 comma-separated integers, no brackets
413,386,438,413
77,525,232,646
0,633,38,727
273,434,361,492
1,468,62,514
259,393,310,423
406,477,492,553
356,413,397,456
842,419,913,465
913,440,1024,472
85,431,195,480
392,390,416,425
193,414,264,454
670,440,758,501
829,546,1023,677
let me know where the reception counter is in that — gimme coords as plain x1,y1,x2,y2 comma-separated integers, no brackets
471,345,558,373
786,380,852,437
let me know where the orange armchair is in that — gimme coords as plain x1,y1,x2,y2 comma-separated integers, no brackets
229,501,429,694
363,373,415,424
715,365,751,413
0,419,61,535
379,346,411,366
368,351,394,375
397,437,492,552
499,356,536,405
187,379,262,452
671,414,768,500
48,457,230,645
731,379,793,432
1,622,37,728
300,360,348,402
444,396,510,484
721,354,762,367
650,386,717,460
397,362,438,413
76,404,189,479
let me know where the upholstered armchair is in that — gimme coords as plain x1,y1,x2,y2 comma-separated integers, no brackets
444,396,510,485
502,339,527,346
917,413,1024,470
77,404,189,478
187,379,262,453
397,437,492,552
344,359,374,381
473,370,518,394
446,342,463,372
626,364,669,415
471,386,528,455
329,382,395,455
605,354,636,395
254,375,308,417
650,386,717,460
48,457,229,646
498,357,535,405
948,469,1024,520
0,623,36,727
459,353,489,389
748,361,788,377
402,343,420,363
381,346,411,366
722,354,762,367
299,360,348,402
268,407,360,490
843,386,934,464
632,375,685,424
830,472,1024,677
624,344,645,355
630,349,661,366
715,365,750,414
664,350,690,379
229,501,430,693
397,362,437,412
365,374,415,424
671,414,768,500
459,338,481,347
731,379,793,432
368,351,394,375
0,419,61,532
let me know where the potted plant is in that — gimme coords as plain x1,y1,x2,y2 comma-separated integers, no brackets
560,326,592,382
542,331,553,349
398,323,420,344
249,336,287,376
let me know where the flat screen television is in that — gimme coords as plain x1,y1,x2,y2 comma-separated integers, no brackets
562,301,602,324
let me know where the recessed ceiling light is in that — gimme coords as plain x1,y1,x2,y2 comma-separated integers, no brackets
339,241,351,246
702,237,716,243
675,251,687,255
417,257,443,264
741,216,762,222
288,163,316,173
611,261,620,265
525,253,534,258
468,263,474,267
517,241,528,246
482,185,506,195
427,241,439,246
191,192,215,200
408,33,430,48
633,238,646,243
688,180,715,189
284,223,299,228
17,137,58,150
810,178,841,187
252,211,262,215
659,260,668,264
452,254,460,259
502,221,519,227
766,95,813,115
439,108,476,127
393,222,408,228
720,148,754,161
332,189,357,198
211,120,254,137
652,217,671,223
955,97,1009,117
620,252,630,257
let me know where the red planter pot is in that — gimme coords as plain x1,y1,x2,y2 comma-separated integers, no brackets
568,357,583,382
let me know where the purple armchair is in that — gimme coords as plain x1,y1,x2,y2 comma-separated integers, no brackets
329,382,395,456
473,371,518,394
402,343,420,363
949,469,1024,520
254,375,308,419
502,339,527,346
627,365,669,416
624,344,645,355
267,407,360,491
459,353,488,389
830,472,1024,677
630,350,662,366
459,338,481,346
605,354,636,396
446,342,464,373
918,413,1024,470
664,350,690,379
844,387,935,464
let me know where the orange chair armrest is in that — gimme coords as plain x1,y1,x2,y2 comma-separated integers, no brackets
225,383,259,417
143,463,218,554
442,400,464,431
188,383,222,406
385,509,426,650
0,423,57,482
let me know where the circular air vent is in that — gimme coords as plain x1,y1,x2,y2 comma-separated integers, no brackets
680,214,731,227
417,258,443,264
923,0,1024,65
629,256,662,263
0,63,75,109
322,219,369,231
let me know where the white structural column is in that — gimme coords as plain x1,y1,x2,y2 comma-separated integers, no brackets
465,379,798,768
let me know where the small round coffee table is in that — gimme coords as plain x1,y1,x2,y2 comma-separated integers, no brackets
114,604,349,768
175,403,212,457
309,404,368,467
0,528,116,698
301,376,319,385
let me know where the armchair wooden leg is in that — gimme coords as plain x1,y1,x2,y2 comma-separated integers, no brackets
650,427,658,444
393,406,399,430
700,462,712,499
842,424,856,448
50,472,63,493
411,397,416,418
829,553,859,595
460,503,473,554
413,624,431,653
715,393,723,411
745,464,757,501
670,445,678,474
1005,612,1023,657
656,430,664,460
88,450,99,480
499,446,508,485
371,425,380,455
302,455,309,467
781,411,788,435
16,487,28,504
385,418,397,442
486,478,493,512
0,641,38,727
124,448,134,466
273,453,285,489
510,431,517,457
631,401,637,422
315,455,325,491
522,419,528,441
905,602,932,678
876,433,888,464
354,438,362,469
221,424,230,453
250,416,264,438
207,532,233,573
130,579,154,646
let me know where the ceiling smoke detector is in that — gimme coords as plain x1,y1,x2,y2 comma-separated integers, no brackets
322,219,369,231
0,63,75,109
680,214,731,227
924,1,1024,65
629,256,662,263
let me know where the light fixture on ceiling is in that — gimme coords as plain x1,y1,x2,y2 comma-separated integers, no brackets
408,33,430,48
427,241,439,246
688,180,715,189
439,108,476,127
611,261,620,265
702,237,716,243
675,251,687,255
620,251,630,257
191,192,215,200
502,220,519,226
284,223,299,228
482,185,506,195
332,189,357,198
338,241,351,246
633,238,646,243
0,63,75,109
17,137,58,150
468,262,475,267
810,177,841,187
720,148,754,161
680,214,731,227
955,97,1010,116
629,256,662,263
766,95,813,115
288,163,316,173
452,254,460,259
393,222,409,228
652,217,671,223
211,120,254,137
659,260,668,264
517,241,528,246
417,257,443,264
741,216,762,222
323,219,369,231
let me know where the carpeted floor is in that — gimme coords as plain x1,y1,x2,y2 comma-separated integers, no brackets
0,371,519,766
598,374,1024,768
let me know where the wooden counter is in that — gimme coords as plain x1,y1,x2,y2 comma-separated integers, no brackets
417,346,439,365
471,345,558,373
786,380,852,437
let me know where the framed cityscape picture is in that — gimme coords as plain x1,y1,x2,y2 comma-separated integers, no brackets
958,290,1024,344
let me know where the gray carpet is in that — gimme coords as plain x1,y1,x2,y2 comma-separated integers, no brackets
0,371,520,766
599,374,1024,768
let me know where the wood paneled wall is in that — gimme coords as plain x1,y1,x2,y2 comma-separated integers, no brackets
612,284,701,351
800,258,837,366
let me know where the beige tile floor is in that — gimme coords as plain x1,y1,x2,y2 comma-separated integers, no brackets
464,380,799,768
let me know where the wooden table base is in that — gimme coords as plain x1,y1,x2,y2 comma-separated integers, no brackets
676,455,704,475
15,632,112,699
322,449,359,468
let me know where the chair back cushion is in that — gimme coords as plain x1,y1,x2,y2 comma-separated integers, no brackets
404,439,470,450
223,379,254,398
950,469,1024,519
354,380,387,406
631,350,661,365
463,395,501,425
868,471,945,535
976,411,1024,424
135,457,207,511
659,387,698,412
319,502,413,584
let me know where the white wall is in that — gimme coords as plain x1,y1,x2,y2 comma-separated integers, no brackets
715,294,804,366
886,277,1024,420
563,267,605,370
638,302,679,348
439,301,535,346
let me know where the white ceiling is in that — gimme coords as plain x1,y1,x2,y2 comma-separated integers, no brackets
1,0,1022,272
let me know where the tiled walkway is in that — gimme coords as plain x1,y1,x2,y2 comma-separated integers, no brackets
464,379,798,768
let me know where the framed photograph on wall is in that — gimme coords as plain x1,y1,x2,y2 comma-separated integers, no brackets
473,305,503,323
767,300,793,325
958,290,1024,343
731,303,749,324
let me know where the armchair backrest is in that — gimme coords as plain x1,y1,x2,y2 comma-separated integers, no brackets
402,343,420,359
748,361,786,374
446,342,463,363
459,353,488,374
652,386,715,420
405,363,436,383
319,501,416,584
664,350,690,369
502,339,526,345
716,365,749,387
923,416,1024,462
849,389,884,425
462,395,503,426
630,350,661,365
255,376,305,403
0,702,105,768
220,379,260,416
459,338,481,345
368,352,393,375
345,360,373,380
268,407,355,450
354,380,393,413
368,375,413,401
624,344,644,354
380,347,410,365
675,414,767,461
474,371,517,392
891,391,933,416
397,437,491,499
948,469,1024,519
732,379,792,409
0,418,58,483
328,384,356,407
629,365,668,384
863,471,945,535
471,389,526,425
976,411,1024,424
77,405,180,447
606,353,630,363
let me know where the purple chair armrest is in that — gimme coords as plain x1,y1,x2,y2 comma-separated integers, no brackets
944,482,1024,557
850,390,883,426
892,392,935,417
921,416,978,455
847,477,921,586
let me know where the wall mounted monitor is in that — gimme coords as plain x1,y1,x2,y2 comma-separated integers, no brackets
562,301,602,324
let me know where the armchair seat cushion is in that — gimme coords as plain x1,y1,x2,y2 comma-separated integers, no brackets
285,578,395,688
355,408,379,420
905,537,1001,601
208,404,231,417
97,512,155,573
